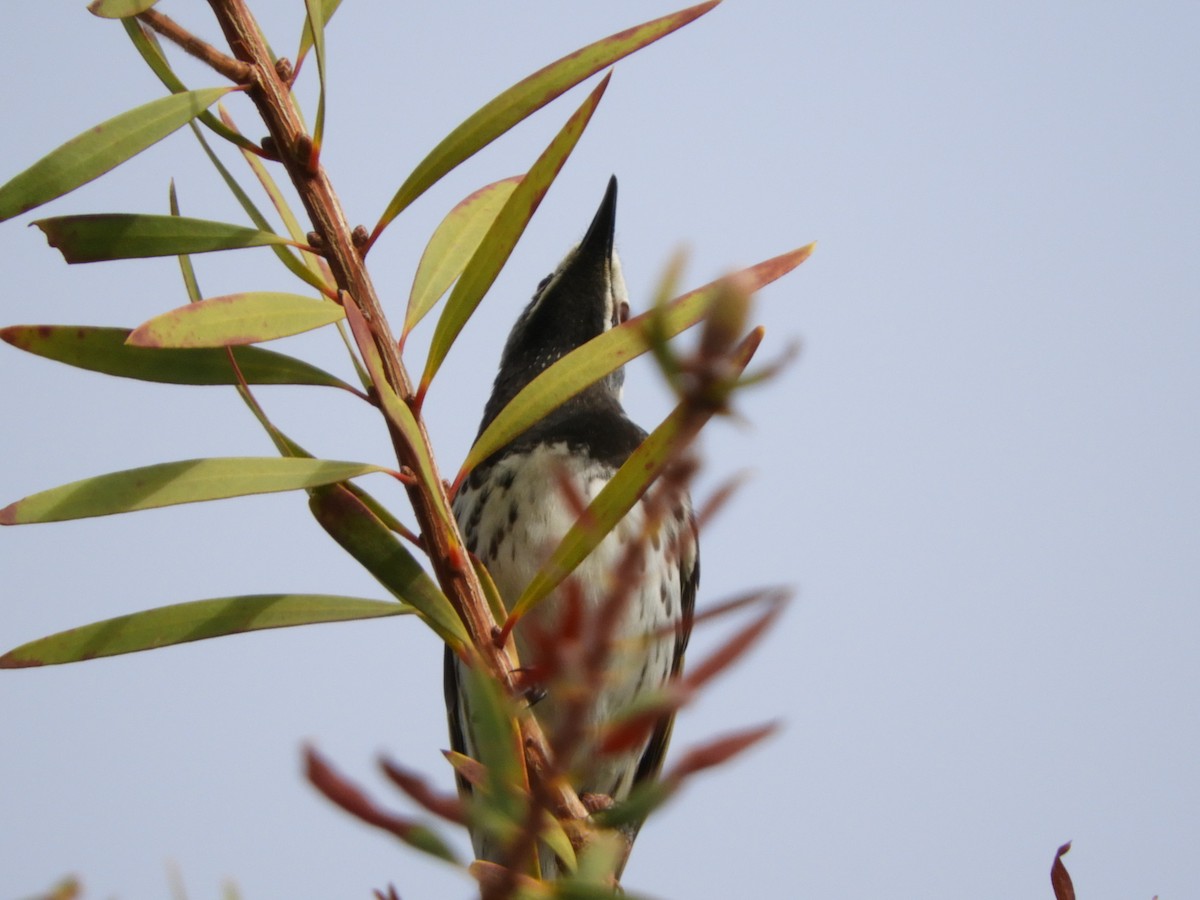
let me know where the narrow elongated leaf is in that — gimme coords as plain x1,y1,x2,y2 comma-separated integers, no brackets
0,88,231,222
127,292,345,348
405,176,522,339
457,244,814,483
0,595,408,668
1,325,353,389
309,484,467,646
420,75,609,393
33,214,296,263
122,19,258,153
302,0,328,157
298,0,344,62
89,0,159,17
508,330,761,621
1,458,385,525
370,1,720,242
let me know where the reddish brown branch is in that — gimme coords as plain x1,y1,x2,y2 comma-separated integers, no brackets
136,8,252,83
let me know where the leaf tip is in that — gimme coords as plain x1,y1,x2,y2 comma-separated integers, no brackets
0,502,17,526
0,650,39,668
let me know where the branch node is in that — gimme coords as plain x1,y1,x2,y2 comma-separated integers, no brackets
274,56,294,82
352,225,370,250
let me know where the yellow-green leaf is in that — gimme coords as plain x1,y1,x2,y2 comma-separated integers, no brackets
369,1,720,243
298,0,343,66
0,88,232,222
419,75,610,394
1,457,385,525
458,244,814,483
309,484,468,646
0,594,408,668
127,292,345,348
33,213,297,263
1,325,354,389
302,0,328,157
404,176,522,340
88,0,159,17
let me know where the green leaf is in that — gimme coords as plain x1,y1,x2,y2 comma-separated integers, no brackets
458,244,815,483
0,594,408,668
33,213,297,263
1,325,354,390
122,19,258,153
309,484,468,646
88,0,159,17
0,88,232,222
404,175,522,340
1,457,386,525
419,75,610,393
302,0,328,157
298,0,344,64
127,292,345,348
369,1,721,242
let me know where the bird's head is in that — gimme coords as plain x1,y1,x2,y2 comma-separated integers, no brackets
481,176,629,430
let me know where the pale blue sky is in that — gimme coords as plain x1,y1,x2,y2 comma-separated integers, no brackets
2,3,1197,898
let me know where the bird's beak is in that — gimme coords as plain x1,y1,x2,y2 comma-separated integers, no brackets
574,175,617,273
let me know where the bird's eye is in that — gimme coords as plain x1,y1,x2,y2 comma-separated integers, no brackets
534,273,554,296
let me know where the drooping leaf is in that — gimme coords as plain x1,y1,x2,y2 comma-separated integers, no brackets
369,1,721,243
127,292,345,348
1,458,385,525
301,0,328,158
1,325,353,390
122,19,258,153
33,213,297,263
404,176,522,340
88,0,159,17
0,595,408,668
297,0,344,63
309,484,467,646
457,244,814,484
0,88,232,222
419,75,610,394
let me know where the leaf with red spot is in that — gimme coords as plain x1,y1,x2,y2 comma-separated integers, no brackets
127,292,345,348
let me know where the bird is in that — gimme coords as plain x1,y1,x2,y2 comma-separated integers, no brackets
445,176,698,880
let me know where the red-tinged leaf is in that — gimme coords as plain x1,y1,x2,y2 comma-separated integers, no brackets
305,746,460,864
1,324,353,389
379,757,468,825
0,88,231,221
0,594,408,668
404,175,522,340
1051,842,1076,900
1,457,384,525
457,244,814,485
33,213,297,263
683,591,788,691
89,0,159,17
665,722,779,782
127,292,345,348
369,1,721,242
443,750,488,791
419,75,610,394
